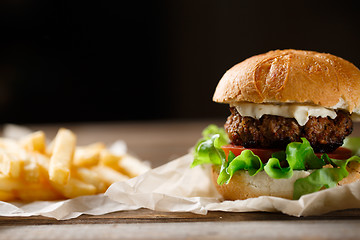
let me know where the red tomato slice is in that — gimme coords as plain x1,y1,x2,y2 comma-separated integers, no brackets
314,147,352,160
221,144,352,162
221,145,281,163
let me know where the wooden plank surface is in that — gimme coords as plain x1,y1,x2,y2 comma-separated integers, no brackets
1,120,360,240
2,220,360,240
1,209,360,240
1,208,360,240
1,208,360,225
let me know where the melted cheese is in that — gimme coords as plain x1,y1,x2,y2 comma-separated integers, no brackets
233,103,337,126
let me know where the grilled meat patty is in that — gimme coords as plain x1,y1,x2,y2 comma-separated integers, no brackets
225,107,353,153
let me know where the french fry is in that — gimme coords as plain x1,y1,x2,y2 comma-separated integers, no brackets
49,129,76,185
32,152,50,171
0,190,15,202
0,126,149,202
91,165,129,186
0,172,58,201
73,143,105,167
0,138,28,158
0,149,22,178
19,131,46,153
99,149,122,171
119,154,150,178
52,177,97,198
74,167,107,193
46,140,54,156
86,142,106,151
16,183,62,201
17,190,60,202
0,174,21,192
0,138,22,152
22,156,41,183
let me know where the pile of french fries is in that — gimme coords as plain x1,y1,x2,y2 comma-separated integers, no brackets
0,128,150,201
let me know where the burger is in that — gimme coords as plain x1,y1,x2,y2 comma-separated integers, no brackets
191,49,360,200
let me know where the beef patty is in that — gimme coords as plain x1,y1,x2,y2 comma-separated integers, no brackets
225,107,353,153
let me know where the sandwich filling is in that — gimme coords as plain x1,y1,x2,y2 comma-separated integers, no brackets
225,107,353,153
191,125,360,199
232,103,337,126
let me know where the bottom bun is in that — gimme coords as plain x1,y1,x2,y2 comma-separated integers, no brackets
211,162,360,200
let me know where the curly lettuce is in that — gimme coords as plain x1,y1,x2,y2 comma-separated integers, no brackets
191,125,360,200
293,155,360,199
219,150,264,185
191,125,228,168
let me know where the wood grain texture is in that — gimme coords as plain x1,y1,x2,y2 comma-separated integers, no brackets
1,209,360,240
1,208,360,226
1,216,360,240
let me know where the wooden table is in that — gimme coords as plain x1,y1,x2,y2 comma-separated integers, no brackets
1,120,360,240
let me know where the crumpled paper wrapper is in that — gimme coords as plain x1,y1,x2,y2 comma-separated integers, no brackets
1,125,360,219
105,153,360,217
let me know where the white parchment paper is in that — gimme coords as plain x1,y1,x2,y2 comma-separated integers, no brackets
106,153,360,217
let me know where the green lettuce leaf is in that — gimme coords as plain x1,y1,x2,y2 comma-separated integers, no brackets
264,158,292,179
286,138,325,170
343,137,360,156
293,156,360,200
191,125,229,168
217,151,234,185
218,150,264,184
201,124,229,146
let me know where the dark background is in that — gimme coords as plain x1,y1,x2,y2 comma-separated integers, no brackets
0,0,359,124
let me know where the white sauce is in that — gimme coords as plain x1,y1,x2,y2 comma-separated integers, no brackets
333,97,360,115
331,97,360,121
233,103,337,126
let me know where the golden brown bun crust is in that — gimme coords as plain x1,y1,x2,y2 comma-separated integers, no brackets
213,49,360,113
211,163,360,200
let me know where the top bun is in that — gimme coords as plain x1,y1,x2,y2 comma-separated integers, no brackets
213,49,360,113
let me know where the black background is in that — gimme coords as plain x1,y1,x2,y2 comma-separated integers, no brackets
0,0,359,124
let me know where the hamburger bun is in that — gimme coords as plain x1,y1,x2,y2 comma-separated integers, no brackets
211,162,360,200
213,49,360,113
